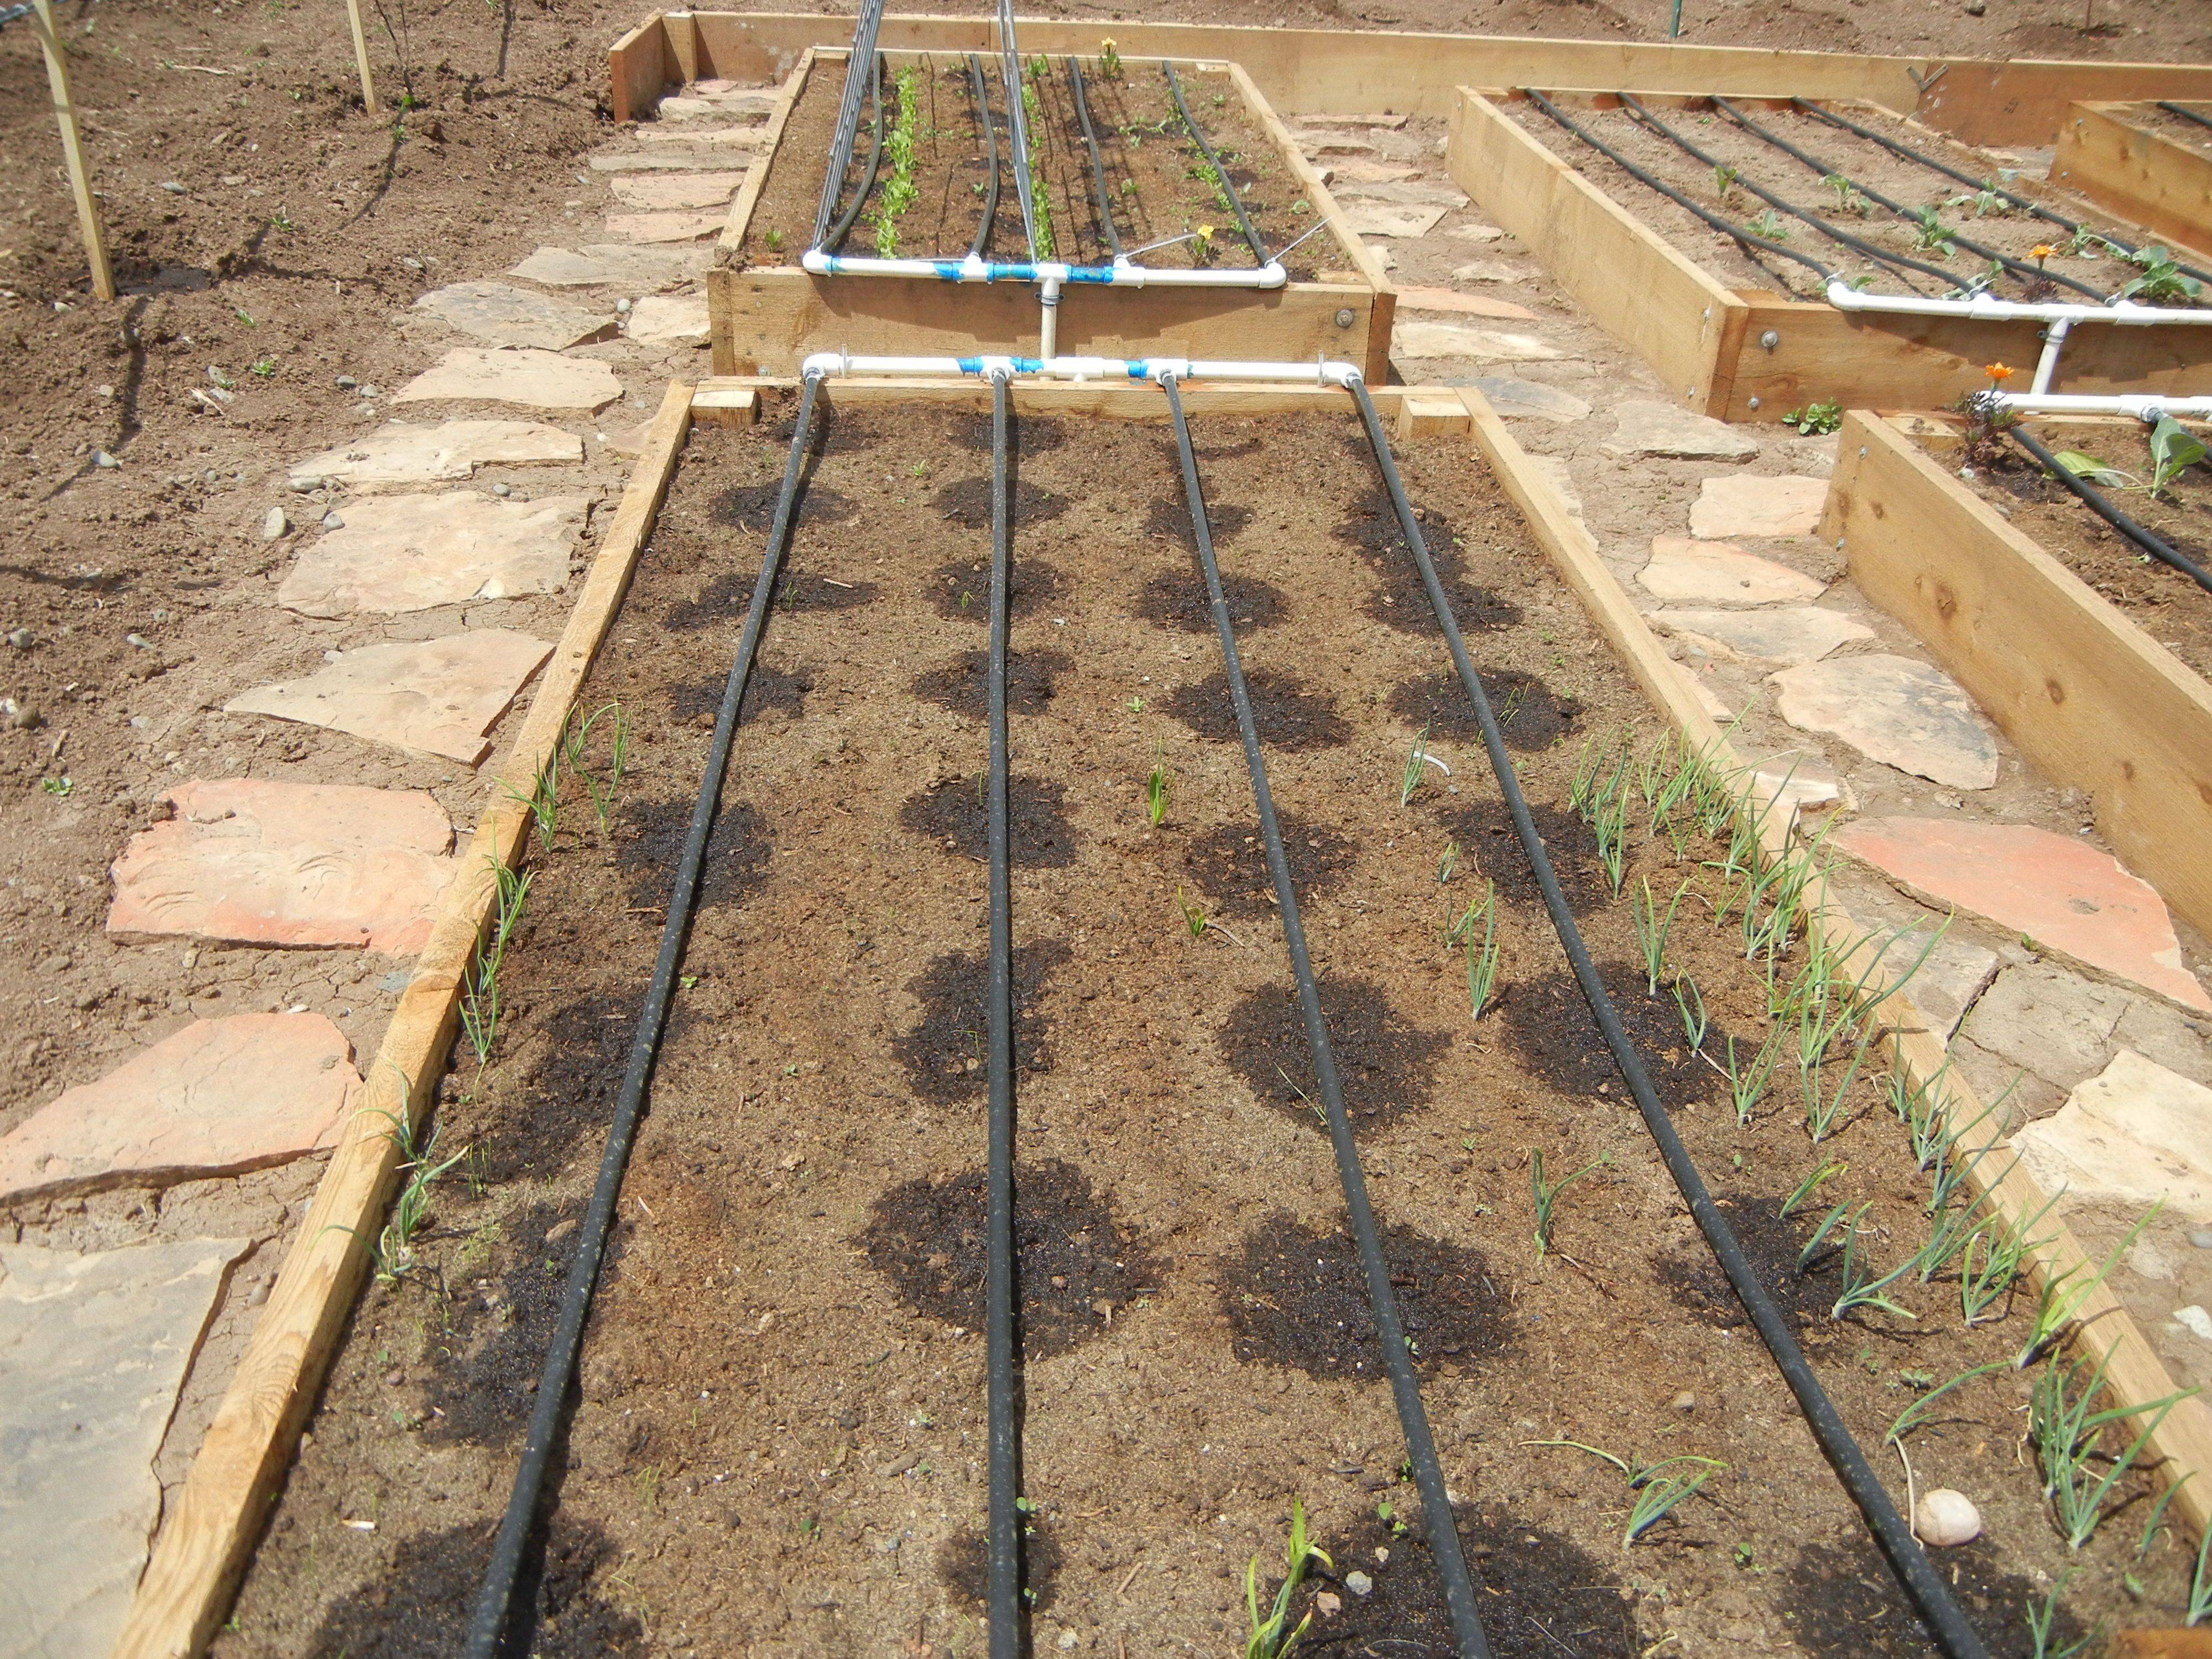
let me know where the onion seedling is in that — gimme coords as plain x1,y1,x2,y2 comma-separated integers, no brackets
2015,1201,2162,1369
2188,1522,2212,1625
1778,1157,1846,1219
1886,1359,2006,1449
1526,1440,1726,1546
1436,837,1459,885
2030,1349,2197,1550
564,700,632,834
460,860,531,1069
1146,744,1170,828
1672,971,1706,1050
1960,1193,2060,1326
1827,1203,1918,1323
1176,885,1207,940
343,1107,469,1282
1723,1027,1783,1126
1244,1499,1331,1659
1632,876,1691,993
1450,880,1501,1020
1399,721,1434,806
1530,1147,1605,1258
2023,1571,2098,1659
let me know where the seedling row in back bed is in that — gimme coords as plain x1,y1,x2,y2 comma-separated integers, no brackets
738,54,1327,278
220,400,2198,1657
1514,97,2208,309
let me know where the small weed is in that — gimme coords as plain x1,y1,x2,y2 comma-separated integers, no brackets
1530,1148,1605,1258
251,357,277,378
1528,1440,1725,1546
1146,744,1170,828
1245,1499,1331,1659
1782,400,1842,435
39,774,73,797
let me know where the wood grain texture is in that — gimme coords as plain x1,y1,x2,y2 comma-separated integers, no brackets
30,0,114,301
1447,91,1739,414
672,14,2212,144
2052,102,2212,265
608,13,673,125
712,47,811,288
110,381,697,1659
1823,410,2212,943
690,373,1422,415
1463,384,2212,1540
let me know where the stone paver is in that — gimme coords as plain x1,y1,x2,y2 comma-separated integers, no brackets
2014,1050,2212,1220
1467,377,1589,422
1323,158,1418,184
1655,604,1872,664
606,210,724,243
1638,536,1824,606
1961,962,2133,1098
0,1235,249,1659
276,492,586,617
410,280,615,350
1394,285,1537,321
1877,926,2001,1042
508,243,705,288
224,629,554,765
1772,655,2000,790
108,779,455,953
1602,399,1761,462
1835,818,2210,1009
287,419,581,489
1342,202,1448,239
625,294,712,347
632,124,765,149
607,170,747,210
1448,258,1516,283
1332,178,1470,210
587,150,750,171
1394,321,1568,362
0,1014,358,1202
1688,474,1829,539
395,348,623,414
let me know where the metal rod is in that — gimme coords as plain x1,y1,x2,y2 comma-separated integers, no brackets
1066,55,1125,260
1160,372,1494,1659
823,54,887,256
464,373,826,1659
812,0,889,248
984,368,1022,1658
1164,60,1267,263
1344,377,1992,1659
998,0,1039,258
968,53,1003,261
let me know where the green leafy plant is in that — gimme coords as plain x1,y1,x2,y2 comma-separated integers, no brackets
1020,79,1056,259
2052,414,2207,498
1821,173,1868,216
1449,881,1501,1020
1782,399,1842,435
763,227,785,254
1747,208,1791,242
871,67,920,255
1245,1500,1332,1659
39,774,73,797
1530,1148,1605,1258
1176,886,1208,940
1527,1440,1726,1546
1712,162,1739,199
2118,244,2203,304
1098,36,1121,80
1911,205,1955,255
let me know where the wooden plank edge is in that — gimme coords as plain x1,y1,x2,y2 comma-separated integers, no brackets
608,12,669,126
2052,101,2212,268
690,372,1421,414
110,381,698,1659
716,48,812,274
1458,382,2212,1539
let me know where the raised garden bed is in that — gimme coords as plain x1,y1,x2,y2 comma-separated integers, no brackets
701,50,1394,380
2053,102,2212,268
200,383,2212,1655
1449,88,2212,421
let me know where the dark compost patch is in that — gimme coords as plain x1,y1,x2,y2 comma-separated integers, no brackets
1220,978,1451,1128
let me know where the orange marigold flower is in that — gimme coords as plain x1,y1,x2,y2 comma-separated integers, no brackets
2030,243,2055,260
1984,362,2015,381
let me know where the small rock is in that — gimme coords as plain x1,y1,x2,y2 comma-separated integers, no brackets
614,296,633,314
1314,1592,1342,1615
125,633,155,650
93,451,119,469
335,374,359,389
384,1366,405,1386
491,482,512,497
358,385,379,398
2193,1229,2212,1250
1055,1633,1078,1652
260,507,289,541
1914,1489,1981,1546
13,705,43,731
161,180,188,194
1671,1390,1696,1412
321,510,344,530
1964,0,1985,13
1345,1570,1373,1597
7,628,31,649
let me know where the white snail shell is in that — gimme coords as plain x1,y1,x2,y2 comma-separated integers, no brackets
1914,1488,1982,1547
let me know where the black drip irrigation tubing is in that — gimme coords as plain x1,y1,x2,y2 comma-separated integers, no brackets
982,372,1024,1658
968,53,1004,260
1615,93,1966,295
1706,95,2106,302
1163,61,1268,264
1066,55,1125,260
811,0,888,248
2159,100,2212,135
822,54,887,257
461,376,826,1659
1791,97,2212,295
1524,90,1837,288
2007,418,2212,595
1342,375,1993,1659
1160,374,1495,1659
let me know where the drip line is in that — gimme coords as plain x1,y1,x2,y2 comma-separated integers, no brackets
1164,61,1267,263
983,369,1023,1657
2159,100,2212,135
2006,417,2212,594
1066,55,1125,260
822,54,886,257
1616,93,1968,295
463,374,826,1659
812,0,889,247
1160,372,1494,1659
1344,377,1992,1659
968,53,1004,260
1704,96,2106,302
1791,97,2212,294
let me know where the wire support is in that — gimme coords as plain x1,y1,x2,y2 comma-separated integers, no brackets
968,53,1004,261
998,0,1040,257
1066,55,1125,260
822,54,887,256
1160,372,1495,1659
1342,375,1993,1659
1164,61,1267,263
1700,96,2106,302
983,371,1024,1659
1524,90,1835,286
2007,418,2212,594
463,375,826,1659
812,0,889,247
1614,94,1970,296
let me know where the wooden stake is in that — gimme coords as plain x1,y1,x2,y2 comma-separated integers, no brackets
30,0,114,302
345,0,377,111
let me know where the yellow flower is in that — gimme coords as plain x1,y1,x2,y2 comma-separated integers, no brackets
1984,362,2015,382
2030,243,2054,260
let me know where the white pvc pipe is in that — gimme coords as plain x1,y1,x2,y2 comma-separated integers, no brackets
1823,278,2212,327
1990,393,2212,416
2028,316,2073,397
801,350,1361,387
800,249,1289,289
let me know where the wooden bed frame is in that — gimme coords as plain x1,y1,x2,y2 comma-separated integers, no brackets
2053,102,2212,268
